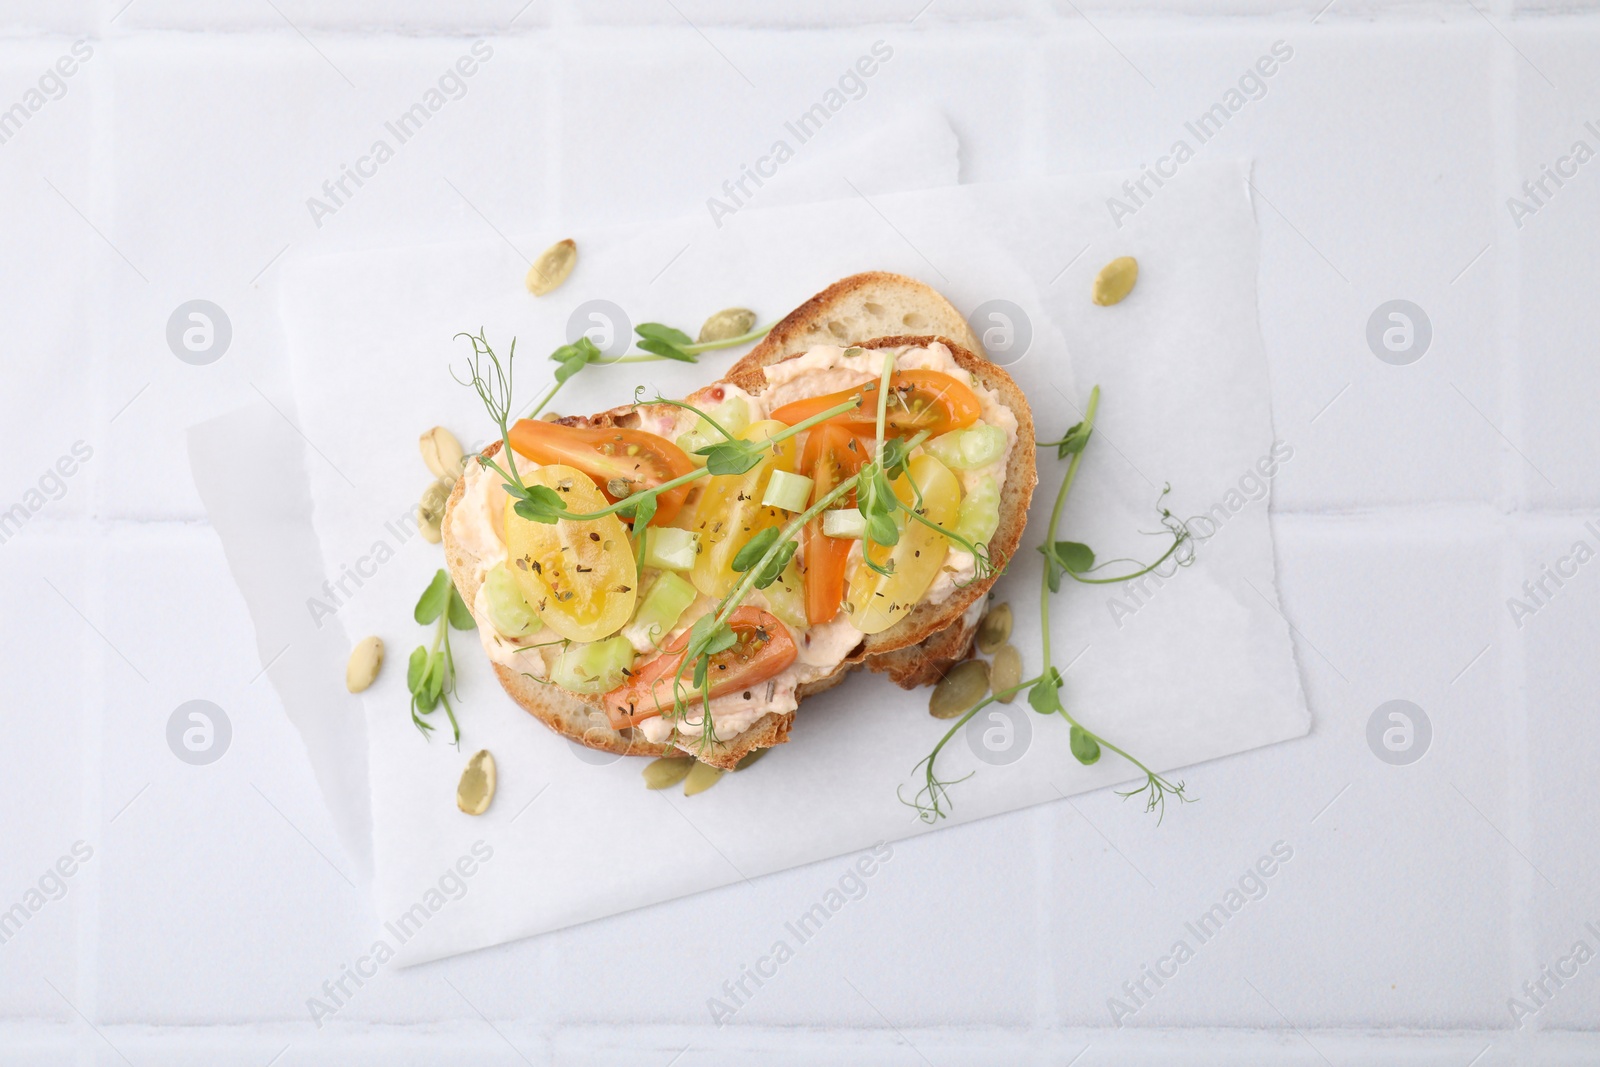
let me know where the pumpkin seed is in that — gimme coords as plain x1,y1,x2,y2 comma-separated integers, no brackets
419,426,465,482
1092,255,1139,306
683,761,725,796
976,603,1012,654
697,307,757,344
345,635,384,693
929,658,990,719
456,750,496,815
418,477,451,544
734,747,767,771
525,238,577,296
991,643,1023,704
642,756,693,790
539,411,562,422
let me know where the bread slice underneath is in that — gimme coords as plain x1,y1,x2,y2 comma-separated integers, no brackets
443,274,1036,767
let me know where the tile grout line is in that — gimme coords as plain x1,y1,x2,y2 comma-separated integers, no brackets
1488,20,1535,1051
76,9,119,1062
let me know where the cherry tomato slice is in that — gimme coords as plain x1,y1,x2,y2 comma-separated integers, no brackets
800,424,871,625
509,420,696,526
602,606,797,729
768,369,982,438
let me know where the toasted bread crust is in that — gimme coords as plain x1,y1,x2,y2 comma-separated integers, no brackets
442,273,1035,766
742,271,983,365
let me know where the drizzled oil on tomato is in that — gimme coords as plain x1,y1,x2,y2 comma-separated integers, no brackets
768,369,981,438
509,419,695,526
601,607,797,729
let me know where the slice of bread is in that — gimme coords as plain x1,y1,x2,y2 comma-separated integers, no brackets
442,273,1036,768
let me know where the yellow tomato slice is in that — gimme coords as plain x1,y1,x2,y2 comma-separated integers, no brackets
689,420,799,600
844,453,960,634
503,464,637,642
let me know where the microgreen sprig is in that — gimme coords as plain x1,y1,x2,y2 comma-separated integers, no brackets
611,322,772,364
452,330,533,498
902,386,1194,824
408,569,475,746
1040,484,1194,588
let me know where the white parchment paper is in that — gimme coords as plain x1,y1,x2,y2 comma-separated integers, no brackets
223,155,1308,964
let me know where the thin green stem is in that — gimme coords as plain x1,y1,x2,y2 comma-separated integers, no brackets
710,475,858,630
1039,386,1100,667
605,325,774,364
776,397,865,443
900,675,1045,821
873,350,896,463
641,394,737,441
542,466,712,521
683,324,770,353
526,379,562,419
1064,535,1186,585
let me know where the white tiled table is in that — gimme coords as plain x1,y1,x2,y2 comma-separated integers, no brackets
3,2,1598,1063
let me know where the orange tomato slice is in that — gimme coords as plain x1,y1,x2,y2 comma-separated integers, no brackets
799,424,871,625
602,607,798,729
508,419,695,526
768,369,982,438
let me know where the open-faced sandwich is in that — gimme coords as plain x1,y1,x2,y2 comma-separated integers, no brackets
442,273,1037,768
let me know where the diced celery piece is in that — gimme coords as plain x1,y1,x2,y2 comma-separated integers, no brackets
552,635,635,694
644,527,698,572
761,559,807,630
761,469,814,512
822,508,866,539
483,562,538,637
629,571,697,646
951,474,1000,548
925,423,1007,470
676,395,753,462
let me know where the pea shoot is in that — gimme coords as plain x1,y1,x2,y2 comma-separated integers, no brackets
901,386,1196,824
409,569,475,745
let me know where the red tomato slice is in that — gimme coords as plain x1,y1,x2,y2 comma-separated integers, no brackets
602,607,797,729
768,369,982,438
509,420,696,526
800,424,871,625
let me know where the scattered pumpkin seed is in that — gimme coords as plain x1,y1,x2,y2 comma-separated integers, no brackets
419,426,465,482
418,477,451,544
929,658,990,719
525,238,577,296
734,747,767,771
1092,255,1139,306
642,756,693,790
345,635,384,693
457,750,496,815
697,307,757,344
991,643,1023,704
683,761,725,796
976,603,1012,654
